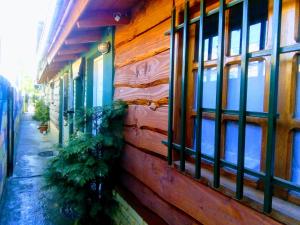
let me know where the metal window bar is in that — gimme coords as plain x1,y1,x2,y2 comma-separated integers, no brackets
164,0,300,213
236,0,249,200
194,0,206,179
264,0,282,213
167,6,176,165
213,0,225,188
179,0,190,172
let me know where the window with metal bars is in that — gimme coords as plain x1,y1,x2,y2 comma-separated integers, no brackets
165,0,300,215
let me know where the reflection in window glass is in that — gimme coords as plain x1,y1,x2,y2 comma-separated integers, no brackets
292,132,300,185
227,65,241,110
193,119,215,157
194,67,217,109
230,30,241,56
204,39,209,61
211,36,218,60
295,57,300,118
228,1,268,55
249,23,262,52
226,61,265,112
225,122,262,171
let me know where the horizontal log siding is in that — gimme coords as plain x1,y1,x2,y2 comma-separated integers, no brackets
114,0,279,224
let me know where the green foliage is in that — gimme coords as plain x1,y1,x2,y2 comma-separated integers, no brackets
33,99,50,124
45,100,127,225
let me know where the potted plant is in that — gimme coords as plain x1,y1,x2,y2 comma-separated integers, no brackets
33,99,50,133
45,100,127,224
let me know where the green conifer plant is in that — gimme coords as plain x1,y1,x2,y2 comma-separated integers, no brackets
45,100,127,225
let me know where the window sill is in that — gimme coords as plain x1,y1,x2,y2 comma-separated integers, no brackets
173,160,300,225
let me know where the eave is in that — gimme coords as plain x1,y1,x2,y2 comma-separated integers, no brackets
38,0,138,83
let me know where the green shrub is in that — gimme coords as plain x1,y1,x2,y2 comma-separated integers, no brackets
45,100,127,225
33,99,50,124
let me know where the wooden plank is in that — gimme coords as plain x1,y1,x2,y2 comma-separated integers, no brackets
64,31,101,45
77,10,130,29
115,0,172,47
124,127,167,156
52,54,79,62
114,50,169,87
58,44,90,55
114,84,169,102
125,105,168,132
121,145,281,225
115,20,170,68
120,172,201,225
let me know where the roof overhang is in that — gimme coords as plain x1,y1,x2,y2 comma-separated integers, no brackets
38,0,138,83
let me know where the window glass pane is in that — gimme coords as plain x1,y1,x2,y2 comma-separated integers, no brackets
203,67,217,109
228,0,268,55
247,61,265,112
230,29,241,56
295,57,300,118
204,39,209,61
211,36,218,60
225,122,262,171
227,65,241,110
292,131,300,185
193,119,215,157
249,23,261,52
226,61,265,111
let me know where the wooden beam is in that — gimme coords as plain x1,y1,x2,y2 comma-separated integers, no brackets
121,145,281,225
52,54,79,62
64,31,101,45
77,10,130,29
58,44,90,55
120,172,200,225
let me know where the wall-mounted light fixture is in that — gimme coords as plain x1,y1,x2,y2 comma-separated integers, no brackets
113,12,122,22
97,41,110,54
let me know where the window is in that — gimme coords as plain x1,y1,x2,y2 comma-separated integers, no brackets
169,0,300,217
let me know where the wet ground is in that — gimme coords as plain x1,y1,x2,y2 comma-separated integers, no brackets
0,113,73,225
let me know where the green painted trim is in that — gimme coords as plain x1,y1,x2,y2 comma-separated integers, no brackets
84,27,115,132
58,78,64,147
102,27,115,106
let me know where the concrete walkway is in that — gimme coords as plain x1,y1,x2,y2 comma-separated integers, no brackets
0,113,72,225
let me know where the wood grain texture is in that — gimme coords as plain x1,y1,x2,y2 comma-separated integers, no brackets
114,84,169,102
120,172,201,225
114,50,170,87
125,105,168,132
115,20,170,68
115,0,172,47
124,127,167,156
121,145,281,225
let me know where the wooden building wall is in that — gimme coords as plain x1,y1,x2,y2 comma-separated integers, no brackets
113,0,281,224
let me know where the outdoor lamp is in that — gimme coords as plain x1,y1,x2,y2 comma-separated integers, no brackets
97,42,110,54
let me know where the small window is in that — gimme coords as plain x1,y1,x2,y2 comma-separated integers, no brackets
228,0,268,56
226,61,265,111
294,57,300,118
224,122,262,171
292,131,300,185
194,67,217,109
193,118,215,157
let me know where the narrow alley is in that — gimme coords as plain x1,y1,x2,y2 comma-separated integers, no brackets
0,113,72,225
